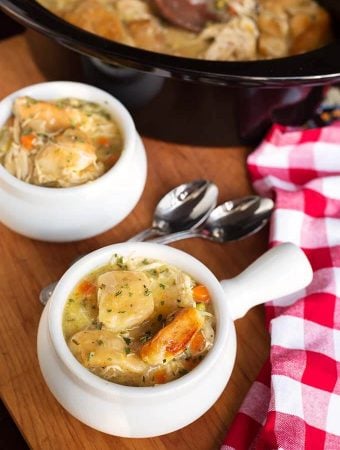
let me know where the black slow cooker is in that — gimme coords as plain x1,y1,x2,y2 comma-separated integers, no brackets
1,0,340,145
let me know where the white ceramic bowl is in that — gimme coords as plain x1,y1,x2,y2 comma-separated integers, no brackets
0,81,147,242
37,241,313,437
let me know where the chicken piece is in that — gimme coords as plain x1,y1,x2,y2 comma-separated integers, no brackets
115,0,151,23
34,129,102,187
97,271,154,333
140,307,204,365
126,20,167,53
225,0,257,16
64,0,134,46
3,143,32,183
257,6,289,58
14,97,72,134
289,8,331,55
69,329,146,372
37,0,80,15
114,0,167,53
202,17,259,61
258,0,332,58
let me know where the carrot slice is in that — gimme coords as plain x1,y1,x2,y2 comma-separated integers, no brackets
77,280,96,296
98,136,110,147
192,285,210,303
20,134,36,150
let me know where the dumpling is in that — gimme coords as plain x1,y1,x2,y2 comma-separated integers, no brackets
97,270,154,333
202,17,259,61
140,307,204,365
14,97,72,133
64,0,134,46
34,128,104,187
69,329,146,372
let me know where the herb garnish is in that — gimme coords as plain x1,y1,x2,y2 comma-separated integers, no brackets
139,331,152,343
143,285,151,296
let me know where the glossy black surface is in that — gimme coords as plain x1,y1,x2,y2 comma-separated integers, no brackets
2,0,340,87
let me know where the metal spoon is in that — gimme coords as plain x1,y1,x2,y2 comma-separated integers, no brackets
39,180,218,305
149,196,274,245
129,179,219,241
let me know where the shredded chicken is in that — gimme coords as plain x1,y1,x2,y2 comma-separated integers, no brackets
201,16,259,61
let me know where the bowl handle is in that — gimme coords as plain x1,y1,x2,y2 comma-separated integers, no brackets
220,242,313,321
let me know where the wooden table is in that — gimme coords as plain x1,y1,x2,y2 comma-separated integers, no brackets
0,34,270,450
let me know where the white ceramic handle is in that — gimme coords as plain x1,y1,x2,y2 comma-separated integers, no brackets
220,242,313,321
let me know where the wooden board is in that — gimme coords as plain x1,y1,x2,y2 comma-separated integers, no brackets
0,34,270,450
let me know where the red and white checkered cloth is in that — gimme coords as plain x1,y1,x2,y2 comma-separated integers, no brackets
222,123,340,449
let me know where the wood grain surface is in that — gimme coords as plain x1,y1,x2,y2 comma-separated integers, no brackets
0,34,270,450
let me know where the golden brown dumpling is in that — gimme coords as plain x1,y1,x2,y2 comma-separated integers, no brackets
140,307,204,365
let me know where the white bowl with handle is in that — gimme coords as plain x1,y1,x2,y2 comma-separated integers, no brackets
0,81,147,242
37,241,312,437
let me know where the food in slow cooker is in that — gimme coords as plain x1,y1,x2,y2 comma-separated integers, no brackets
0,97,123,187
36,0,332,61
63,254,215,386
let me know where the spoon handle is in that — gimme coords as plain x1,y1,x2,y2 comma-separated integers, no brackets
128,228,163,242
150,229,203,244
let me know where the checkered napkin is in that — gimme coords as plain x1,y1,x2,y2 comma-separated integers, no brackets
222,122,340,449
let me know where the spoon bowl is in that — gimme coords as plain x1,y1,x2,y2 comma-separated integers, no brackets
129,179,218,241
150,196,274,245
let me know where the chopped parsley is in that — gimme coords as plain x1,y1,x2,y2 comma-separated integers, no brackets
115,255,128,270
139,331,152,343
87,352,95,361
143,285,151,296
